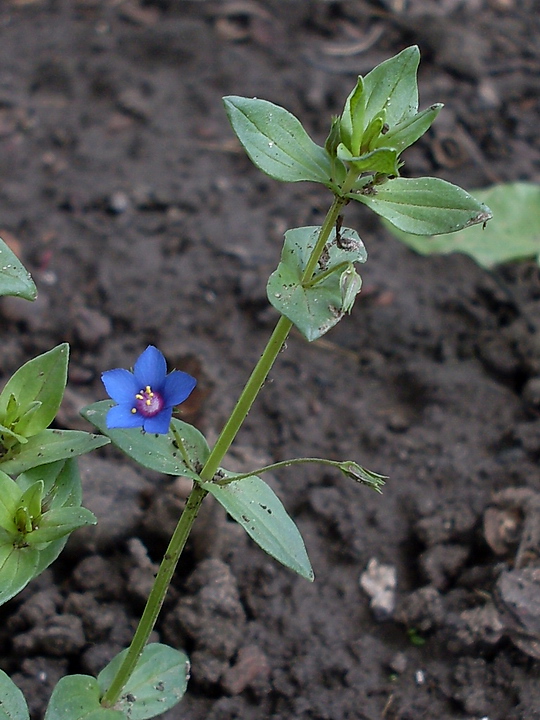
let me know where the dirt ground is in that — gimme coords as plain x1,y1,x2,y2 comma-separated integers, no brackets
1,1,540,718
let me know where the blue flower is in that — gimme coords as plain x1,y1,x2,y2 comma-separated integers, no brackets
101,345,196,434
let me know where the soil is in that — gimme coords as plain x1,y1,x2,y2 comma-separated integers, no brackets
1,1,540,718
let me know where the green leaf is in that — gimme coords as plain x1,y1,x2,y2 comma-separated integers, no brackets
360,111,385,152
0,344,69,438
223,96,333,185
0,429,109,476
0,422,27,445
45,675,124,720
0,669,29,720
25,507,96,545
0,543,40,606
17,481,44,525
267,226,367,341
0,470,22,533
98,644,190,720
12,401,43,439
23,460,87,584
0,237,36,302
202,471,314,581
384,182,540,268
0,460,92,605
81,400,208,479
324,115,342,158
349,177,492,235
17,458,83,508
377,103,443,153
340,75,365,155
362,45,420,129
336,144,399,175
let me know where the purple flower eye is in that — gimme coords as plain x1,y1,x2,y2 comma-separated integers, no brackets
101,346,196,434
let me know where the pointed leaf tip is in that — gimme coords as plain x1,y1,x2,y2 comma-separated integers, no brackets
223,96,332,185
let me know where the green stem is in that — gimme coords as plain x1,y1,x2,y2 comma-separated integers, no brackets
101,483,208,708
302,260,350,289
215,456,345,484
100,171,358,705
199,190,350,483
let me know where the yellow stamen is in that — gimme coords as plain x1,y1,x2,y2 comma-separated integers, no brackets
146,386,152,394
146,399,151,406
136,394,144,400
131,408,137,414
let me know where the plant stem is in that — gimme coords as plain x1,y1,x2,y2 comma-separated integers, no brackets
199,191,349,483
101,173,356,704
101,483,208,708
215,456,345,484
302,260,350,289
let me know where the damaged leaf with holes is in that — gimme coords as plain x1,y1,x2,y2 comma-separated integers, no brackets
267,225,367,341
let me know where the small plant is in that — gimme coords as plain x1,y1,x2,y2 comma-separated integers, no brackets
0,46,490,718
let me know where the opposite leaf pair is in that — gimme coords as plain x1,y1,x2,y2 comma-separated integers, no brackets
224,45,491,238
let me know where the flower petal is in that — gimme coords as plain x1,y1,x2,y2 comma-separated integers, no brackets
102,369,139,404
163,371,197,407
143,408,173,434
133,346,167,390
106,404,144,429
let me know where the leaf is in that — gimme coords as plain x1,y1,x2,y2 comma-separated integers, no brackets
350,177,492,235
384,182,540,268
362,45,420,129
0,470,22,533
340,75,365,155
202,471,314,581
98,644,190,720
17,480,44,525
0,421,27,445
81,400,208,479
223,96,333,185
25,507,96,545
45,675,124,720
0,543,40,606
0,344,69,438
17,458,83,508
378,103,443,153
0,429,109,476
0,460,92,605
267,226,367,341
336,144,399,175
0,669,29,720
0,237,36,302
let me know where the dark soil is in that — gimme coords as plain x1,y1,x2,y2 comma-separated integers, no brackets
1,1,540,718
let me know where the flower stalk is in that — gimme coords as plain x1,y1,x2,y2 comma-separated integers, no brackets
101,482,208,708
101,183,353,706
199,187,351,483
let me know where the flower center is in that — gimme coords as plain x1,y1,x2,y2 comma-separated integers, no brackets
133,385,164,418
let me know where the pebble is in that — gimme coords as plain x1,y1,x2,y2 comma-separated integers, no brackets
221,645,270,695
359,558,397,621
388,652,408,675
